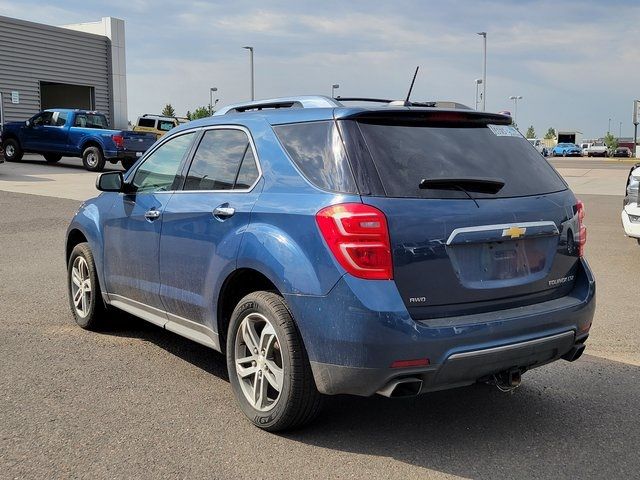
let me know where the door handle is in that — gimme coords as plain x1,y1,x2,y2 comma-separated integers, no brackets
144,208,161,220
212,205,235,220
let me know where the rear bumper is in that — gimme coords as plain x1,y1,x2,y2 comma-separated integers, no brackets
105,150,144,160
285,258,595,396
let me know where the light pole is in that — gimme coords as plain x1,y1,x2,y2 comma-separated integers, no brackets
608,117,611,134
242,46,255,100
331,84,339,98
477,32,487,111
619,121,622,139
509,95,523,126
474,79,483,110
209,87,217,115
634,100,639,158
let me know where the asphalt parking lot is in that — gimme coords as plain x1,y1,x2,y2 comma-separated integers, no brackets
0,155,638,479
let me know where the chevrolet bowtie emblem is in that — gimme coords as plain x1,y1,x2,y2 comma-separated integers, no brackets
502,226,526,239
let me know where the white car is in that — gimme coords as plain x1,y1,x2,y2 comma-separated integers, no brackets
622,164,640,244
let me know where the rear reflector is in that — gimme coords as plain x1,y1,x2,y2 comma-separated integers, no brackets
316,203,393,280
391,358,430,369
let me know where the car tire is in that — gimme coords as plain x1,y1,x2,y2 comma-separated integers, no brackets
550,151,555,157
3,138,23,162
563,151,567,157
82,146,106,172
226,291,322,432
67,242,107,330
121,158,136,171
44,153,62,163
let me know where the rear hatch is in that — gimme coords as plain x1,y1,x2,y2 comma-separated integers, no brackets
121,131,157,152
338,110,582,319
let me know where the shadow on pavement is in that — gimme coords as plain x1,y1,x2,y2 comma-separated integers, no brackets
96,313,639,478
17,156,123,172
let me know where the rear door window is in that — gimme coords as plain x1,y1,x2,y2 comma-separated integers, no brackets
356,122,566,199
273,121,357,194
183,129,259,191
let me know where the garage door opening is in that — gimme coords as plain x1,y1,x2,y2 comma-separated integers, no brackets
40,82,95,110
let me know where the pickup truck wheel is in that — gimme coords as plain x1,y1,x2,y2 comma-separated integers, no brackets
3,138,23,162
44,153,62,163
82,146,106,172
121,158,136,171
227,291,322,432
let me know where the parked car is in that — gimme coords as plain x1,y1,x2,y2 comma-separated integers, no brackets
551,143,582,157
1,109,157,171
65,96,595,431
613,146,632,158
133,114,189,140
527,138,548,156
622,163,640,245
580,142,592,155
584,142,609,157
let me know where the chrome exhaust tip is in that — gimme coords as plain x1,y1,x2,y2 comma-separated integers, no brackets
377,377,423,398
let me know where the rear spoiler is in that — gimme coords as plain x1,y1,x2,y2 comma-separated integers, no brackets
337,109,512,126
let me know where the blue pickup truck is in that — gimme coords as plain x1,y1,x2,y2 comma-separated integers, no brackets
1,109,156,171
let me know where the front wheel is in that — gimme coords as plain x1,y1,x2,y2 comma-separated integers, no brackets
67,242,107,329
44,153,62,163
226,291,322,432
3,138,23,162
82,146,106,172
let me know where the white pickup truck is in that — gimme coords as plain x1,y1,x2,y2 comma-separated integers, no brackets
622,164,640,245
584,142,609,157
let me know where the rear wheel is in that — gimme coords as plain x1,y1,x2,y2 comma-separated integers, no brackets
67,242,107,329
44,153,62,163
82,146,106,172
226,291,322,432
3,138,23,162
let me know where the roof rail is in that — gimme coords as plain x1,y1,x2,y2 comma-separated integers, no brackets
337,97,471,110
214,95,342,115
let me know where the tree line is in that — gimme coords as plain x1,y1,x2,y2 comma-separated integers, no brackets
161,103,214,120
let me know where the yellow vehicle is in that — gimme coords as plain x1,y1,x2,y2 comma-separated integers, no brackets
132,114,188,139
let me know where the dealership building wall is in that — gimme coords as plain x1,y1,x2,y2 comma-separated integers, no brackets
0,15,128,129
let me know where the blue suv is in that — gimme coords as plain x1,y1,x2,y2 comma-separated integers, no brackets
65,96,595,431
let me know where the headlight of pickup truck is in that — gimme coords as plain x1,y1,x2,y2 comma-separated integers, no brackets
624,167,640,206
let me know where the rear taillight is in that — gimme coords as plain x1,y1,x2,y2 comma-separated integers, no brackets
111,134,124,149
577,200,587,257
316,203,393,280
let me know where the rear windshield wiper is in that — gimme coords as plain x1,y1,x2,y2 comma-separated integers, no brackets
419,177,505,194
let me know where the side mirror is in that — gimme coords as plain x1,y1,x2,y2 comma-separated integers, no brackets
96,171,124,192
25,120,31,127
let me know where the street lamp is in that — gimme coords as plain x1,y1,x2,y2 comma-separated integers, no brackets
331,84,339,98
477,32,487,111
509,95,523,126
619,121,622,139
608,117,611,134
242,46,255,101
209,87,218,116
474,79,483,110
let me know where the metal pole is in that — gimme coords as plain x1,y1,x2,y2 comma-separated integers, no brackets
332,84,339,98
608,117,611,134
475,82,479,110
634,123,638,158
243,46,254,100
477,32,487,111
209,90,213,116
619,121,622,139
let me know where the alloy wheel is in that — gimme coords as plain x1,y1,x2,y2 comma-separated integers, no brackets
234,312,284,411
5,144,15,157
70,256,92,318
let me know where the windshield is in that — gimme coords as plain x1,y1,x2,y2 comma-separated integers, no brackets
356,121,567,199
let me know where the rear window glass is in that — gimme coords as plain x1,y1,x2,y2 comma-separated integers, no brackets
158,120,175,131
273,121,357,194
357,122,566,199
137,118,156,128
74,114,109,129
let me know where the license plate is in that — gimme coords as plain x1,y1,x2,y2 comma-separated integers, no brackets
136,151,143,157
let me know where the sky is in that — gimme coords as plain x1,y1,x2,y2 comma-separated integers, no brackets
1,0,639,139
